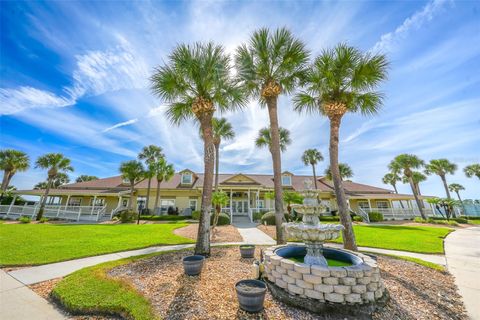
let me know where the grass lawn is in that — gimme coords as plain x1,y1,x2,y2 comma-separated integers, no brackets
0,223,193,266
331,225,452,254
467,220,480,225
52,253,159,320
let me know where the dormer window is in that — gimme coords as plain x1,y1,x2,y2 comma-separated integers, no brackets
181,172,192,185
281,174,292,186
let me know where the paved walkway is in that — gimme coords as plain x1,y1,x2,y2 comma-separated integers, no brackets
233,220,276,245
0,270,66,319
445,226,480,320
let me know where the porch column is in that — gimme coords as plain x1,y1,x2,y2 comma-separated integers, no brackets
64,195,71,210
367,199,372,210
91,196,97,214
256,189,260,211
7,195,17,216
247,189,250,210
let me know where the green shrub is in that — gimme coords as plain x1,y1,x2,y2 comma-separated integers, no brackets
19,216,31,224
414,217,425,223
260,211,289,225
211,212,230,226
453,217,468,224
460,215,480,220
192,211,201,220
447,220,459,226
352,216,363,222
320,215,340,222
368,211,384,222
39,217,49,223
118,210,137,223
140,215,190,221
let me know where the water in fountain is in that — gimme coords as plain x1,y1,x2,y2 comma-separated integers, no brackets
283,179,344,266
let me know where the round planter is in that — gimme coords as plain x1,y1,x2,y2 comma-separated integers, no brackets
182,255,205,276
235,279,267,313
239,245,255,258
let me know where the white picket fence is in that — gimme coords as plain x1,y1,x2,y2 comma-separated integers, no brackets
360,207,436,220
0,204,108,222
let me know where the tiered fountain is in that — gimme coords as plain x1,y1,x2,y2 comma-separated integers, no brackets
262,179,387,316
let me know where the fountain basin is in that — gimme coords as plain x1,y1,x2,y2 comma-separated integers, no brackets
283,222,343,242
263,244,386,309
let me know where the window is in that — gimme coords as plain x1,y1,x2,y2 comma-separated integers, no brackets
281,175,292,186
181,173,192,184
358,201,370,210
160,199,175,214
122,199,129,207
68,198,82,206
189,199,197,211
376,201,389,209
90,197,105,206
257,200,265,209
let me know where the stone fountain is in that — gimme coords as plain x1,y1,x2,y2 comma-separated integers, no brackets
262,179,387,315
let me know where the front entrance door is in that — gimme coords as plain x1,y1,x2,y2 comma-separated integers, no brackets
233,200,249,215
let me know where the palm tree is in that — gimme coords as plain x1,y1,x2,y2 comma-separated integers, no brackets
382,172,405,208
138,145,164,214
325,163,353,181
449,183,466,215
151,42,245,255
255,127,291,153
294,44,388,251
119,160,145,224
464,164,480,180
0,149,30,197
389,154,426,219
302,149,323,191
235,27,308,244
403,171,427,196
35,153,74,220
75,175,98,183
151,158,175,214
424,159,457,199
212,118,234,191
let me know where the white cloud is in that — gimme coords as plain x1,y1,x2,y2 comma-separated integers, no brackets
0,86,74,115
372,0,451,53
102,118,138,133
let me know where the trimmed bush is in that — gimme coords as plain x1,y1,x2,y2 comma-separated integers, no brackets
414,217,424,223
140,215,190,221
118,210,137,223
320,215,340,222
211,212,230,226
39,217,49,223
368,211,384,222
19,216,31,224
352,215,363,222
253,210,268,222
454,217,468,224
260,211,289,225
192,211,201,220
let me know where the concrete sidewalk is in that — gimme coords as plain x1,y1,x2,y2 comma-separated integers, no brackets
445,226,480,320
233,219,276,245
0,270,65,319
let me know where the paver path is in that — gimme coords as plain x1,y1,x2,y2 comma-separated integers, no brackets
233,218,276,245
444,226,480,320
0,270,66,320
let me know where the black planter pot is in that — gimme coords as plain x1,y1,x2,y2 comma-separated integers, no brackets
182,255,205,276
235,279,267,313
239,244,255,258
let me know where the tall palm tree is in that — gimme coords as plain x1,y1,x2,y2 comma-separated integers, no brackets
138,145,164,214
151,42,245,255
119,160,145,224
235,27,308,244
403,171,427,196
0,149,30,197
75,175,98,183
449,183,466,215
294,44,388,251
255,127,291,153
389,154,426,219
212,118,234,191
464,164,480,180
151,158,175,213
382,172,404,208
325,163,353,181
424,159,457,199
302,149,323,191
35,153,74,220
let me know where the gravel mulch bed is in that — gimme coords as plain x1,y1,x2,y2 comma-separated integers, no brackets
257,224,276,239
174,224,243,243
104,247,466,320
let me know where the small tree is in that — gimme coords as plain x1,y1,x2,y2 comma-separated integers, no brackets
449,183,466,214
119,160,145,224
302,149,323,191
0,149,30,199
382,172,405,208
211,191,229,232
138,145,164,214
425,159,457,199
151,158,175,214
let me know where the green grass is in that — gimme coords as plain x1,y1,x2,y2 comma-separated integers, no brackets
52,253,160,320
288,255,352,266
139,215,191,221
371,252,445,271
331,225,453,254
468,220,480,225
0,223,193,266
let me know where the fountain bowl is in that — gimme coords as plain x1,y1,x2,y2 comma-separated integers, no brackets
283,222,343,242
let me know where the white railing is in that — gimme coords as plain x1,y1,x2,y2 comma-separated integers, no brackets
357,208,370,223
0,204,106,221
247,208,253,223
362,207,435,220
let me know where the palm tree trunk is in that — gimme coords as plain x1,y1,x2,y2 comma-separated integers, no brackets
196,115,214,256
37,178,52,220
145,177,152,214
312,164,320,204
392,184,405,209
456,191,465,215
266,96,285,244
441,175,451,199
329,117,357,251
1,170,10,193
154,179,161,214
408,177,426,219
214,143,220,192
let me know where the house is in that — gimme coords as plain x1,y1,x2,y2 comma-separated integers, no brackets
6,170,435,222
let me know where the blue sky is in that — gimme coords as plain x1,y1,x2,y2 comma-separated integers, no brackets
0,0,479,198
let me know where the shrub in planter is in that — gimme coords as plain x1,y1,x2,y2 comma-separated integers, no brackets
260,211,289,225
19,216,31,224
210,212,230,226
368,211,384,222
192,211,201,220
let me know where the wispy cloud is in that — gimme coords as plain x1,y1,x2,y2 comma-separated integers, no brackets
372,0,451,53
102,118,139,133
